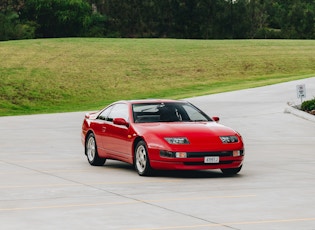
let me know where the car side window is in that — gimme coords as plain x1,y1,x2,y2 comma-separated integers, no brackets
98,105,114,120
108,103,129,122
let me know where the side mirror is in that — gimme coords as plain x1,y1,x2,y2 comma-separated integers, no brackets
212,116,220,122
113,118,129,127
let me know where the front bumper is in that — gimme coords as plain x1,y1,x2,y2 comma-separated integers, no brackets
150,156,244,170
148,147,244,170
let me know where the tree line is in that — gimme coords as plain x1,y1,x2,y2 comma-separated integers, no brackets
1,0,314,41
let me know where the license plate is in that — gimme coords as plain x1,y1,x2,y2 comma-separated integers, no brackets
204,156,219,163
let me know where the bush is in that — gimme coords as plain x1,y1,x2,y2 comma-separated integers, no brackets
0,11,36,41
0,11,18,41
301,98,315,112
82,13,108,37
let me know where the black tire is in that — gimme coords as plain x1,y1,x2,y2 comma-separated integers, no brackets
85,133,106,166
134,140,152,176
221,165,242,176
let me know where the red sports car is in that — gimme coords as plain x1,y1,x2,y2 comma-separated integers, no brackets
81,99,244,176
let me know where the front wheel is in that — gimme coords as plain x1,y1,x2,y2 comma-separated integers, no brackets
134,140,152,176
221,165,242,176
85,133,106,166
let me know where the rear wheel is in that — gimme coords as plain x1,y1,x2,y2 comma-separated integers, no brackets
221,165,242,176
135,140,152,176
85,133,106,166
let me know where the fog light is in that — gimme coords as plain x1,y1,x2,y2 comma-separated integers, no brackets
233,150,241,157
160,150,175,158
175,152,187,158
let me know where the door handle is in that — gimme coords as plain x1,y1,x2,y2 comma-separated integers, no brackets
102,127,106,132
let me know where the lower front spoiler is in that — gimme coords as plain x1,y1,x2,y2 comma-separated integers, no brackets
149,159,243,171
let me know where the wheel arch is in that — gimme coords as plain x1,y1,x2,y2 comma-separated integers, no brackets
84,130,95,156
132,136,145,163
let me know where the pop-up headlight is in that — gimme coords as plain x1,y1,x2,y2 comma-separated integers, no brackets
220,136,239,143
164,137,190,144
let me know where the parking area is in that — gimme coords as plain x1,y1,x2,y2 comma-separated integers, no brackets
1,77,315,230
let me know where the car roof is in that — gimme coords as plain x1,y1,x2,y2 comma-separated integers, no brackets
116,99,185,105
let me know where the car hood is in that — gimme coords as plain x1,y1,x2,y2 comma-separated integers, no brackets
133,122,241,149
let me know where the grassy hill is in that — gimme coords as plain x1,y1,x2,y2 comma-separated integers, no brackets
0,38,314,116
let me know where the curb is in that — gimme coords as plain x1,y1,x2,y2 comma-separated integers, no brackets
284,105,315,123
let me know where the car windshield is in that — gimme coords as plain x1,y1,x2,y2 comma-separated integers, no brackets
132,102,211,123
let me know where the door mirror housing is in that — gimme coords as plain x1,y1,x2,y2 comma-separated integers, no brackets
212,116,220,122
113,118,129,127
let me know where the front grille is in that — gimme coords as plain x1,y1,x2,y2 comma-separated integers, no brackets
184,161,233,166
187,151,233,158
160,150,244,159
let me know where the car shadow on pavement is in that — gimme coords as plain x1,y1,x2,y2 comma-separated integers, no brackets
151,170,243,179
104,160,242,179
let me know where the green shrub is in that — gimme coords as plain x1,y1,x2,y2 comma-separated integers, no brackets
301,98,315,111
0,11,36,41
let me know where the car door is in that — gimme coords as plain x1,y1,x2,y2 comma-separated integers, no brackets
92,105,114,152
101,103,133,162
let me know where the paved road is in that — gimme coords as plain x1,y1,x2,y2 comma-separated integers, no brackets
1,77,315,230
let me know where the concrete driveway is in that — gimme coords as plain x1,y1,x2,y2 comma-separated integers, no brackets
1,77,315,230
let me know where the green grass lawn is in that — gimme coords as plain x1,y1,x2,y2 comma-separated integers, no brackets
0,38,314,116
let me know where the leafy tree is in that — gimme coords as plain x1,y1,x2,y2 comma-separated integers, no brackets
283,1,315,38
2,0,315,40
0,0,36,40
83,11,108,37
21,0,93,37
0,0,25,12
264,0,315,39
0,11,18,40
